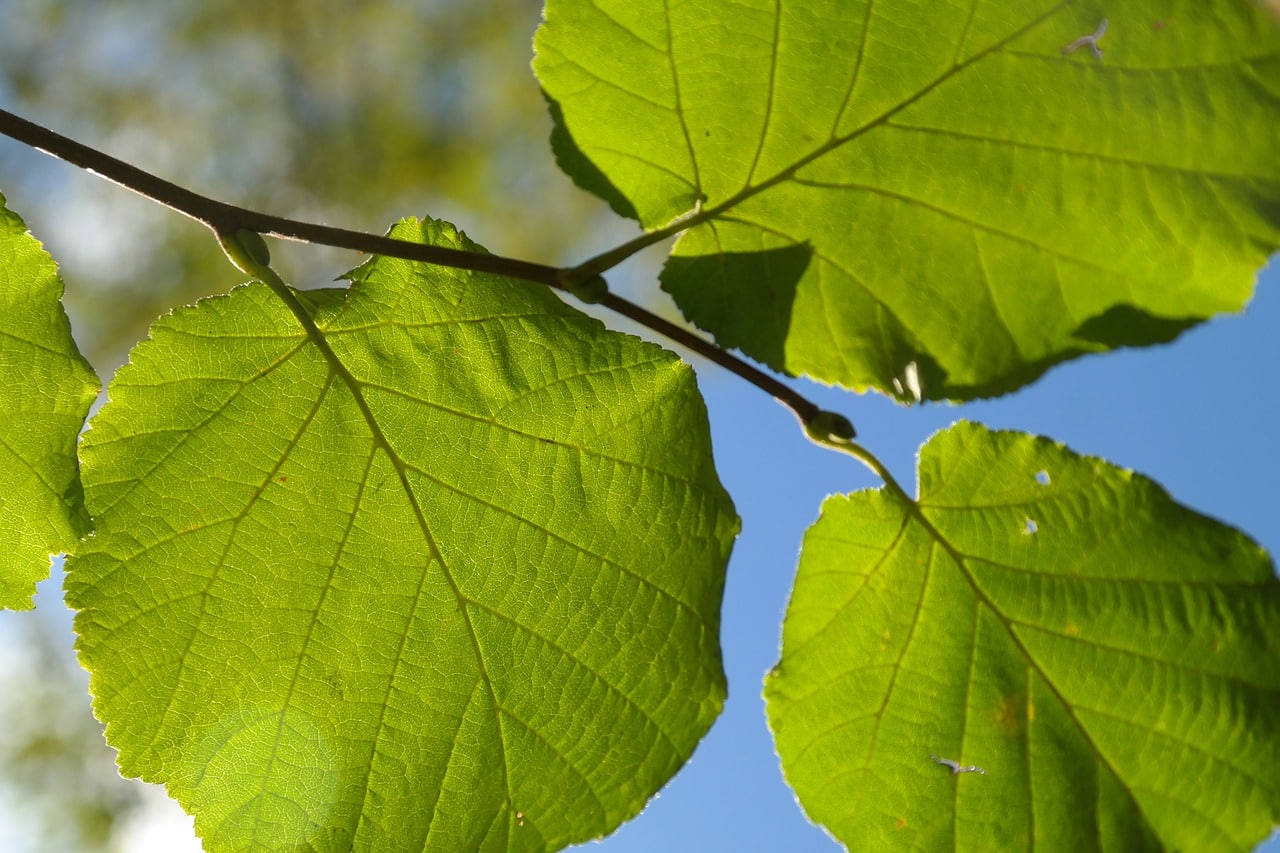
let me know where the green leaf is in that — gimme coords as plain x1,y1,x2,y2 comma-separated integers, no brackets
764,422,1280,851
535,1,1280,400
66,218,738,851
0,191,99,609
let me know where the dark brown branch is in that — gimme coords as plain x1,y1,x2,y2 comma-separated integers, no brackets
0,107,854,437
0,108,563,285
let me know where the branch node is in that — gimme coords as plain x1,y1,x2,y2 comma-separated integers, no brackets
804,409,857,445
218,228,272,275
559,271,609,304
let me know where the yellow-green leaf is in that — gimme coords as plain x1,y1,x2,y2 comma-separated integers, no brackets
536,1,1280,399
67,218,738,851
766,422,1279,851
0,191,98,609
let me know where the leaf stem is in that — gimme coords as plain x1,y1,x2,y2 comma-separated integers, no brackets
0,108,859,447
559,218,694,286
215,228,372,431
844,441,911,498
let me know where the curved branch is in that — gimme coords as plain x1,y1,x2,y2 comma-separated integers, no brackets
0,107,857,440
0,108,563,286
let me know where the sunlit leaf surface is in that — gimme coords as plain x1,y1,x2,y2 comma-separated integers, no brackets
67,219,737,851
765,422,1280,851
0,192,98,609
536,1,1280,399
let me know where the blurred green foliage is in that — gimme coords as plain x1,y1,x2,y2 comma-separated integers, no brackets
0,0,610,365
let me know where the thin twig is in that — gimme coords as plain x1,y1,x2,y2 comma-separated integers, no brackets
0,108,563,285
0,107,856,438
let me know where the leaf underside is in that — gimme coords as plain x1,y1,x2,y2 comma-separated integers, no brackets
765,422,1280,851
67,218,738,851
536,0,1280,400
0,191,99,609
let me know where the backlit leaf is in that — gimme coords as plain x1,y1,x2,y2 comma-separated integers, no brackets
536,1,1280,399
0,191,98,609
765,422,1280,851
67,218,737,851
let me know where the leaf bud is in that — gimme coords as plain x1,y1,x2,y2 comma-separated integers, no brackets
806,410,856,444
564,273,608,304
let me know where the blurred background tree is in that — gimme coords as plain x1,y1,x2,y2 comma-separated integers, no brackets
0,0,631,366
0,2,637,848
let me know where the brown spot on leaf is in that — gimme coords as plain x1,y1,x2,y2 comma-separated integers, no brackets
994,694,1025,737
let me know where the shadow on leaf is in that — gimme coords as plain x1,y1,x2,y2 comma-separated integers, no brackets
942,307,1205,401
660,242,813,373
543,92,638,222
1071,304,1201,348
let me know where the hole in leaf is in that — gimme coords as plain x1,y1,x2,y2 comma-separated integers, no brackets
1024,518,1038,535
1035,470,1050,485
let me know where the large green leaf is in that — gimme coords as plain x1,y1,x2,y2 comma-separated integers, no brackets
66,218,738,851
0,191,98,609
535,1,1280,400
764,422,1280,851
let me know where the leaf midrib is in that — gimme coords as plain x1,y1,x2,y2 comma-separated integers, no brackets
895,481,1168,846
265,272,707,841
631,2,1074,254
260,276,519,837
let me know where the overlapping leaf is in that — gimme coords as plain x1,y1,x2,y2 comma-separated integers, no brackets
66,219,738,851
536,1,1280,399
764,422,1280,850
0,192,98,609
